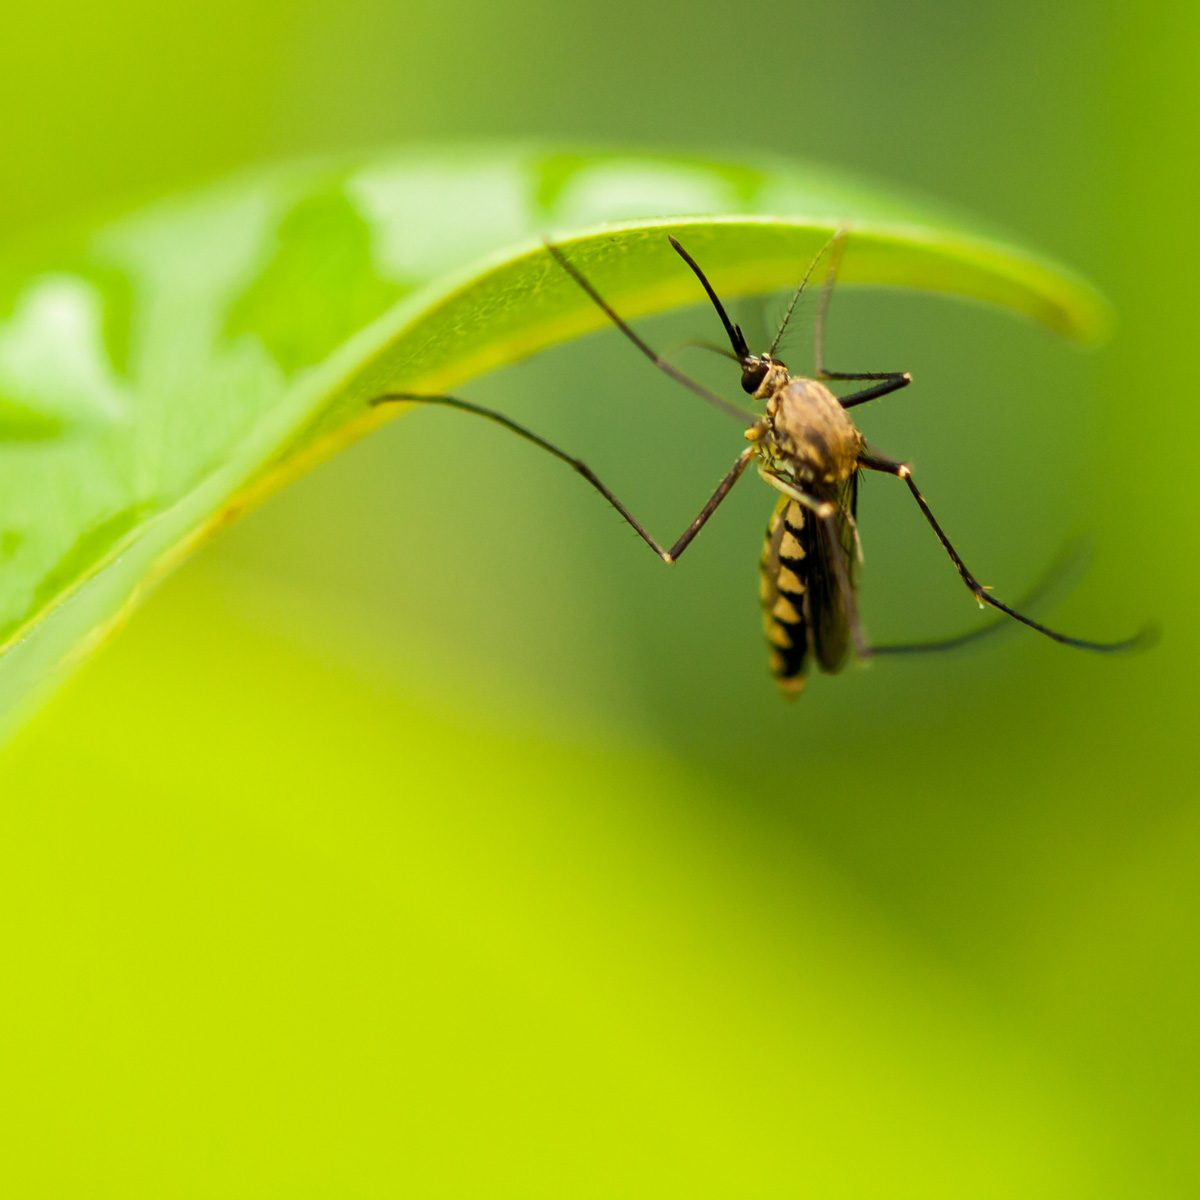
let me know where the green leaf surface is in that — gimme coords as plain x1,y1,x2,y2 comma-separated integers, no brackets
0,145,1109,733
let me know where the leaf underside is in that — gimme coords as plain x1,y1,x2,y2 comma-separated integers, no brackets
0,144,1110,734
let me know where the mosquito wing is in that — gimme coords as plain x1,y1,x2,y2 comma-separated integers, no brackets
805,472,860,674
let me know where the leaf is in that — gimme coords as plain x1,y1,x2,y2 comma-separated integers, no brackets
0,145,1109,734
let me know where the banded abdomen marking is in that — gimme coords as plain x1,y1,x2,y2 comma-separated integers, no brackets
759,496,810,696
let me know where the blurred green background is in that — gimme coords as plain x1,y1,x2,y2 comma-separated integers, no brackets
1,1,1196,1196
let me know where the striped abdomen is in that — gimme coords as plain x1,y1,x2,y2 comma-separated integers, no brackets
759,496,811,696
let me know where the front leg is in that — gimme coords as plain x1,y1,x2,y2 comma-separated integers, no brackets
809,229,912,409
372,392,756,564
829,371,912,409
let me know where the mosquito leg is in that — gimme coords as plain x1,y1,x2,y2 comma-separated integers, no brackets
372,392,754,563
663,446,757,562
869,620,1016,657
836,374,912,409
807,230,912,408
811,228,846,376
870,540,1088,656
858,447,1144,652
544,240,750,424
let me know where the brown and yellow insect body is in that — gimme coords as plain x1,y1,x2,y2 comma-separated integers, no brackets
759,496,811,696
744,357,865,691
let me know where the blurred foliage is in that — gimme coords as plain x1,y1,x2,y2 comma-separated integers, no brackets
0,0,1197,1197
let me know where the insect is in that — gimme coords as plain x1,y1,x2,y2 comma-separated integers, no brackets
373,233,1140,695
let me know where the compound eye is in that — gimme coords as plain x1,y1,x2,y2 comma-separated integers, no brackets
740,363,768,394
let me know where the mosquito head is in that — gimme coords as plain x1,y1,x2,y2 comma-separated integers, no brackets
740,354,769,394
665,237,793,404
740,353,787,397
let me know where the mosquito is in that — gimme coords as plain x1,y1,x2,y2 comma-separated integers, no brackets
372,232,1141,695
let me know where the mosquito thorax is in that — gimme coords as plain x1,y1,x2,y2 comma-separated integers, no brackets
760,374,864,487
